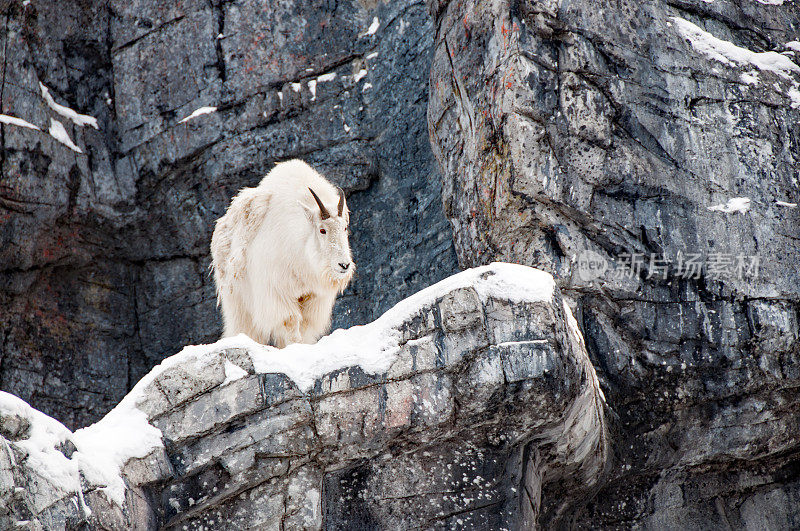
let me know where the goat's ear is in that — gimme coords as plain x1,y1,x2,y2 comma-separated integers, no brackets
298,200,317,222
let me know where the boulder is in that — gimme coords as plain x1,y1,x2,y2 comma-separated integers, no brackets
0,264,606,529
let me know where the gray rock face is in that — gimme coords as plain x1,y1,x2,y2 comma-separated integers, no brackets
0,0,456,429
4,0,800,526
427,0,800,527
0,265,607,529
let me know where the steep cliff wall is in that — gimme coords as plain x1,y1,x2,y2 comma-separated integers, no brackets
0,0,457,429
427,0,800,527
2,0,799,527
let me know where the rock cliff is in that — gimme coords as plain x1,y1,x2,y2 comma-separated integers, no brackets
1,0,799,528
427,0,800,527
0,264,607,529
0,0,457,429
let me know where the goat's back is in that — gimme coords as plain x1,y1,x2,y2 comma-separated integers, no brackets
258,159,345,221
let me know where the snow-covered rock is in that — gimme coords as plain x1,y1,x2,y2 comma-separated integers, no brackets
0,264,606,529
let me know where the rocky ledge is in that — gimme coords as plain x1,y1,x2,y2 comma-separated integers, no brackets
0,264,606,529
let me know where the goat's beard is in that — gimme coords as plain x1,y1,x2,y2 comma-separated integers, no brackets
323,265,354,293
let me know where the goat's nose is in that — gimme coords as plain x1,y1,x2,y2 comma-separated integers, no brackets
339,262,350,270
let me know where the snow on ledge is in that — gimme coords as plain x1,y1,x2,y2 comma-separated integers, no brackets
671,17,800,79
707,197,751,214
131,262,556,394
0,392,80,491
0,114,41,130
0,387,162,508
40,83,99,129
0,384,163,508
178,106,217,124
250,262,555,390
671,16,800,109
72,402,162,506
48,119,83,153
0,263,556,510
107,263,555,411
360,17,380,37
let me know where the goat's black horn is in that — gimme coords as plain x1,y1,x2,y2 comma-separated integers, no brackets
308,187,330,220
337,187,346,217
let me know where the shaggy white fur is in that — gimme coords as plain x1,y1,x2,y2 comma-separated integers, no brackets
210,160,354,348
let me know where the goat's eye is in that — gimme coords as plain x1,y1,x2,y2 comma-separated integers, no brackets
319,228,327,234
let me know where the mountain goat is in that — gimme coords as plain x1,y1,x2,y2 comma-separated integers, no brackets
210,159,354,348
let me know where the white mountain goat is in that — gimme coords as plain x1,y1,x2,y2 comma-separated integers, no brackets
210,159,354,348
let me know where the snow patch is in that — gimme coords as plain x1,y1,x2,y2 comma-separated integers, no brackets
291,82,302,92
366,52,379,60
362,83,373,92
740,72,759,85
786,41,800,53
788,87,800,108
39,83,99,129
353,68,368,82
308,79,317,101
178,106,217,124
776,200,798,208
707,197,751,214
0,114,40,130
72,407,162,505
223,360,248,385
0,392,79,493
0,389,160,509
48,119,82,153
317,73,337,83
73,336,251,505
673,18,800,108
362,17,380,37
672,17,800,78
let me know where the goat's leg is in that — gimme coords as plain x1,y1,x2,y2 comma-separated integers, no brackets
273,312,302,348
299,291,337,344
